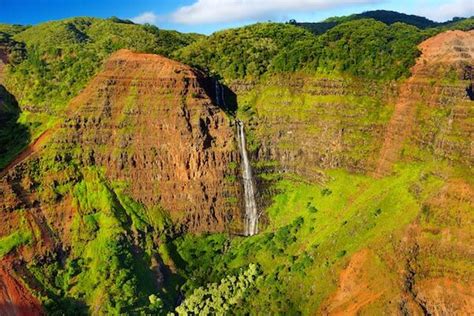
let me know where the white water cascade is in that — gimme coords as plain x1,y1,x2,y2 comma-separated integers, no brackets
214,79,258,236
237,120,258,236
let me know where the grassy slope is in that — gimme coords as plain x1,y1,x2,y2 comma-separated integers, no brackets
170,161,449,314
25,164,173,314
0,214,32,258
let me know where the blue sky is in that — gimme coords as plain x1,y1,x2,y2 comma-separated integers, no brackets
1,0,472,34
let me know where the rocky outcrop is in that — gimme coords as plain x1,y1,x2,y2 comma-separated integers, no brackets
375,30,474,176
242,30,473,181
0,49,243,259
0,258,44,316
54,49,241,232
242,74,397,178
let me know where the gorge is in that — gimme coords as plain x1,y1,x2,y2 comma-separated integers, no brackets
0,11,472,316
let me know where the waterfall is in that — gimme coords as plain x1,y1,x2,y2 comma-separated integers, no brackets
215,79,258,236
237,120,258,236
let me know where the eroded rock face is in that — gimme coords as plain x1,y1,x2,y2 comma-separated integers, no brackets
243,30,473,180
241,30,474,315
242,74,398,180
54,49,241,232
376,30,474,176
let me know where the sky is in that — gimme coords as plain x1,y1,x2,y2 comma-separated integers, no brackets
0,0,473,34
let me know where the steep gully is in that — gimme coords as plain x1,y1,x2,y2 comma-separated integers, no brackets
0,129,53,178
375,30,474,176
215,80,258,236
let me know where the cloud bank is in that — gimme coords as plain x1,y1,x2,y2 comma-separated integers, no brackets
131,11,158,24
418,0,474,22
171,0,382,24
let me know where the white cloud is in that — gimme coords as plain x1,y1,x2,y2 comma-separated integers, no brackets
131,11,158,24
171,0,382,24
417,0,474,22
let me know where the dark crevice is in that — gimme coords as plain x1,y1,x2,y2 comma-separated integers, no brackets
0,84,31,171
466,84,473,101
404,243,432,316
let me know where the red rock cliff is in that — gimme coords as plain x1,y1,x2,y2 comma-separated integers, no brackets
54,49,241,232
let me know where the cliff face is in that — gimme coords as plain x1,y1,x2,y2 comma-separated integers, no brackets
54,50,240,232
239,31,473,180
239,30,473,315
237,74,397,180
0,50,243,313
0,258,44,316
376,30,474,175
1,50,241,234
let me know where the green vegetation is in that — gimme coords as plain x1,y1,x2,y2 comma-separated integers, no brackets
0,227,32,258
175,264,261,315
0,217,33,259
0,85,30,169
175,23,313,79
3,17,201,114
295,10,473,35
323,10,439,28
273,19,424,79
26,165,174,314
176,16,473,81
168,163,448,314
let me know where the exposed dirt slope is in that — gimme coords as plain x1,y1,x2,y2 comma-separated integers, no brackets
0,129,53,178
320,249,399,315
375,30,474,176
0,259,43,316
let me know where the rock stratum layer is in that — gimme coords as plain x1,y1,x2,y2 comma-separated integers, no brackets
244,30,473,178
0,50,242,313
375,30,474,176
240,30,473,315
1,49,241,234
55,49,240,231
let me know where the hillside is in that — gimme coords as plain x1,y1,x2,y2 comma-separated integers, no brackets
0,17,202,169
295,10,464,34
0,49,240,314
176,16,474,82
0,10,473,316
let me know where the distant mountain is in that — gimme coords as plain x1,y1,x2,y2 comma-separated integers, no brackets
295,10,460,34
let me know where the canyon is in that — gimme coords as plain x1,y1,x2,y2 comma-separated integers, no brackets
0,14,472,315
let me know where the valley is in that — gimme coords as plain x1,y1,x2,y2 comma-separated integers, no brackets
0,10,473,315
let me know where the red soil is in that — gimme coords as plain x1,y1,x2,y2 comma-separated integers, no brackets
0,260,43,316
319,249,389,315
0,129,53,178
374,30,474,176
